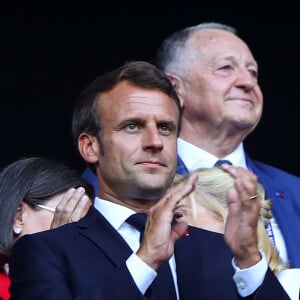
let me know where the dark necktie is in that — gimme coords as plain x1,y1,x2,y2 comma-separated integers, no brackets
214,159,233,167
126,213,177,300
126,213,147,241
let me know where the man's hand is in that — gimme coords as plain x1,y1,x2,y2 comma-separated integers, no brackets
137,172,198,270
222,164,261,269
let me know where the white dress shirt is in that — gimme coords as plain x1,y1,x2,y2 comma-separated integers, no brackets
93,197,179,299
93,195,268,297
177,138,247,170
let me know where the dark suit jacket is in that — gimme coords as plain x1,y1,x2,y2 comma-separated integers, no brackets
84,152,300,269
175,226,289,300
9,207,289,300
177,154,300,268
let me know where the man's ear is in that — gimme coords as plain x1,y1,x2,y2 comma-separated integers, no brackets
167,73,185,108
78,133,100,164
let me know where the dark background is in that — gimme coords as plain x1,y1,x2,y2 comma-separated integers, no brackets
1,1,299,175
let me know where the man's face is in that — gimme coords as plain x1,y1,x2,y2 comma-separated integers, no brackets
96,81,179,201
179,29,263,135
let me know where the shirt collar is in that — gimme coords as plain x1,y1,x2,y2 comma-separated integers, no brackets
177,138,247,170
94,197,136,230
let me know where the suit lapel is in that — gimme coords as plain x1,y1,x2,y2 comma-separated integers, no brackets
76,207,133,267
247,156,300,267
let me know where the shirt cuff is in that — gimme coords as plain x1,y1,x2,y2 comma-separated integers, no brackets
232,250,268,297
126,253,157,294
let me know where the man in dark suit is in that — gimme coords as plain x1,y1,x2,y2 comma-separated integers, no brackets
9,61,289,299
155,21,300,269
83,22,300,271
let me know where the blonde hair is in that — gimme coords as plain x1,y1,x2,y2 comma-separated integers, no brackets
174,168,288,275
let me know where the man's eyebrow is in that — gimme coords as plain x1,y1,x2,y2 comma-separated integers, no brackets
247,60,258,69
115,117,143,129
120,117,144,123
158,119,177,125
217,55,258,68
116,118,178,131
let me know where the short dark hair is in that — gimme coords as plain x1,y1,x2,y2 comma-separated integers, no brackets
0,156,95,268
71,60,182,158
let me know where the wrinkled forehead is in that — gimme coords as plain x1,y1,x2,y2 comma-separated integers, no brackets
98,81,179,122
186,29,256,62
188,29,243,47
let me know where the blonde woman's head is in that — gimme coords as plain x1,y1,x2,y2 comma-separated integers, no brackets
174,167,287,274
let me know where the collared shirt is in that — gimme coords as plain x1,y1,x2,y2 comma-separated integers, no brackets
177,138,288,266
94,196,267,297
177,138,247,169
93,197,179,299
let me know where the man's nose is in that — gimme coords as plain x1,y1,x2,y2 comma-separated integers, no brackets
235,67,257,91
142,127,163,150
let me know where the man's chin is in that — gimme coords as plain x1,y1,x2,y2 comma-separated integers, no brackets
137,182,169,199
131,171,174,197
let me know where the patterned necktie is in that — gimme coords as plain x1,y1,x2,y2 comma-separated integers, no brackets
126,213,177,299
214,159,233,168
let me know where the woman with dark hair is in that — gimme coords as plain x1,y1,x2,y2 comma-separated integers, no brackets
0,156,94,300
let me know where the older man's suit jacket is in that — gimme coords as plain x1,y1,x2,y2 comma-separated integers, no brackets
9,206,289,300
177,154,300,268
